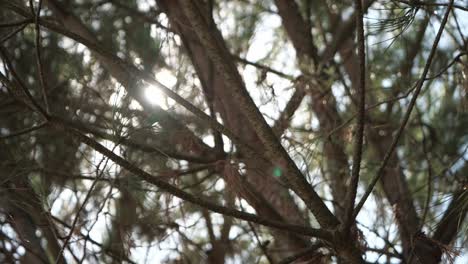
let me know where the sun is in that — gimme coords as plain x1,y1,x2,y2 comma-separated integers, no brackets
144,69,177,109
144,85,166,108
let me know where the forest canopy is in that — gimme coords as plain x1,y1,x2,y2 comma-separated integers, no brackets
0,0,467,263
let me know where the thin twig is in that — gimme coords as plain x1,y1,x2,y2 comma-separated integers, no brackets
277,243,324,264
0,23,28,44
416,108,434,230
55,148,114,263
240,200,275,264
325,81,418,140
0,18,33,28
0,122,47,139
51,215,137,264
29,0,50,114
235,56,295,80
396,0,468,12
425,52,466,80
0,48,49,120
343,0,367,234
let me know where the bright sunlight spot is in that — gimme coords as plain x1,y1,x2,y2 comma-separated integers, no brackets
144,85,166,107
144,69,177,109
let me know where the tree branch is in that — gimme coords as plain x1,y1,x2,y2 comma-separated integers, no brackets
48,115,332,240
29,0,50,114
342,0,367,235
353,0,455,219
178,0,338,228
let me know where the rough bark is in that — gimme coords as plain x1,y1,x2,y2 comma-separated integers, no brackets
175,0,338,229
157,0,314,259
